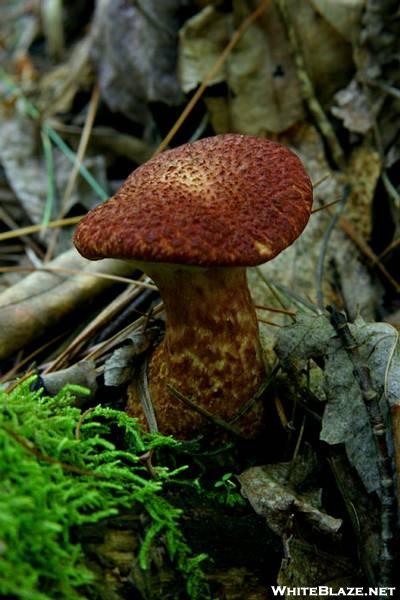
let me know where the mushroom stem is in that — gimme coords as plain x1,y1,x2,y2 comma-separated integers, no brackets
127,265,266,438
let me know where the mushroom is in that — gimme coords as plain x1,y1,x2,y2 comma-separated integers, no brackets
74,134,313,438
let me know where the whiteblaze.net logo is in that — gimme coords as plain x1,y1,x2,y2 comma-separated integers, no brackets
270,586,396,597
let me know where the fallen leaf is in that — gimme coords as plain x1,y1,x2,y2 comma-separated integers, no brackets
0,115,107,225
38,38,92,117
91,0,183,125
331,80,374,134
278,536,360,594
178,6,228,93
38,360,98,401
288,0,354,106
238,453,341,536
248,124,381,358
0,248,138,361
178,4,304,134
104,328,159,387
276,312,400,494
310,0,364,43
340,144,381,240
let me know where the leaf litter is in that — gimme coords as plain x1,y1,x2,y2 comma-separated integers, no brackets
0,0,399,597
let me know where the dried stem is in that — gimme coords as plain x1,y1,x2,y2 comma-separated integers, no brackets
329,306,396,587
155,0,271,154
275,0,344,167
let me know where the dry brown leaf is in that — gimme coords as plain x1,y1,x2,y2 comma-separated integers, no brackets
238,462,342,536
340,143,381,240
310,0,364,43
331,80,374,134
179,1,354,135
38,38,92,117
0,115,107,226
91,0,183,125
278,537,360,596
179,4,304,135
178,6,228,93
0,248,136,361
288,0,354,106
39,360,98,400
228,5,303,135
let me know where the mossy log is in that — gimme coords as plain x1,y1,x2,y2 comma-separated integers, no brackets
78,501,281,599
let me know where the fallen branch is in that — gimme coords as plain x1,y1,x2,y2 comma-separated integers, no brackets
0,248,139,361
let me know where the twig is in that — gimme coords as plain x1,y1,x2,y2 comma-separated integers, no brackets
75,407,96,440
328,306,396,587
136,356,158,434
366,79,400,101
229,363,280,425
45,83,101,262
0,68,108,201
155,0,271,154
2,424,101,478
274,395,290,430
0,266,156,290
254,304,296,316
315,184,350,310
255,269,299,320
166,384,248,439
291,415,305,464
285,415,306,484
0,205,45,259
40,128,57,229
0,332,66,384
275,0,344,167
82,304,163,363
280,360,323,424
312,173,330,189
44,284,156,373
377,237,400,261
41,0,65,58
258,272,319,314
338,216,400,293
311,198,341,214
257,318,282,327
63,85,100,199
0,215,82,242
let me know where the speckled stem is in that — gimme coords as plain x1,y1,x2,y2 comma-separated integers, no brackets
127,266,266,438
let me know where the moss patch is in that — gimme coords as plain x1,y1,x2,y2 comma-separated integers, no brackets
0,379,209,599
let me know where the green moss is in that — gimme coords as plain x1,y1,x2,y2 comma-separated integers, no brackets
0,379,209,599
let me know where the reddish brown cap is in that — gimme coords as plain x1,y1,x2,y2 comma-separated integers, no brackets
74,134,313,267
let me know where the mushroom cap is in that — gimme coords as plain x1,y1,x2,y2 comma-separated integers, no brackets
74,134,313,267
